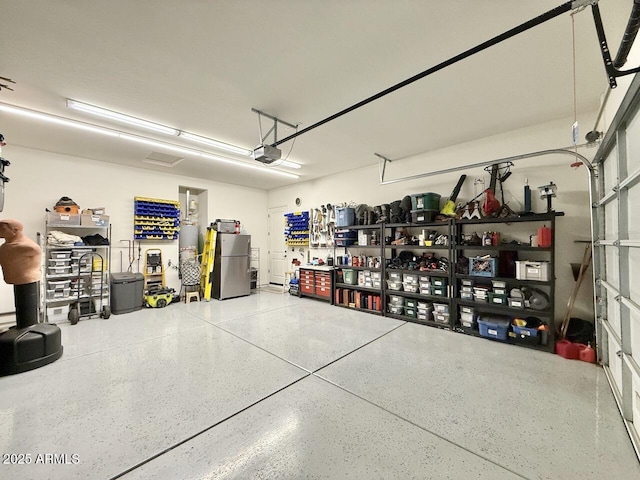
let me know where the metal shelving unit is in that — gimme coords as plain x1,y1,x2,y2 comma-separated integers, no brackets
451,212,563,353
40,219,111,324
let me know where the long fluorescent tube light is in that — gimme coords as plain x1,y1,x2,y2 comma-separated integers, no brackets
178,131,252,156
270,159,302,169
0,103,119,137
200,153,299,178
67,99,179,136
0,102,299,179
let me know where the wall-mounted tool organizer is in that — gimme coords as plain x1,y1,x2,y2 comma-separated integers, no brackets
134,196,181,240
284,211,309,246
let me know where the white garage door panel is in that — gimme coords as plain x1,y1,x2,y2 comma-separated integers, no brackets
609,334,624,399
629,187,640,239
626,114,640,174
604,202,618,240
607,289,622,338
604,246,620,289
631,307,640,363
632,371,640,443
603,145,618,192
631,249,640,305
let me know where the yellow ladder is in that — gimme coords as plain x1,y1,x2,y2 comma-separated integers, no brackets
200,227,217,300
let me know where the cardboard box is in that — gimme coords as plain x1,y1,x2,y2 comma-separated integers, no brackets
81,214,109,226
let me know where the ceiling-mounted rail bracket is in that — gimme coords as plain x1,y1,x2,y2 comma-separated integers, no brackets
375,153,392,183
251,108,298,146
571,0,598,10
591,2,640,89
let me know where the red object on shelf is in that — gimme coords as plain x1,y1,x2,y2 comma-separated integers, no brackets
555,339,579,359
538,225,552,248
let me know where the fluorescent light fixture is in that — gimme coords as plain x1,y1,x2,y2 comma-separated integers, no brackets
67,99,178,136
201,152,299,179
179,131,252,156
0,102,299,179
270,159,302,169
118,134,200,156
0,103,119,137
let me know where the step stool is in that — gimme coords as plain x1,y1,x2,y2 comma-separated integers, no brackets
185,290,200,303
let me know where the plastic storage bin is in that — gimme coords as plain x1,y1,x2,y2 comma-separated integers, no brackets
388,295,405,306
386,280,403,291
433,312,450,324
336,208,355,227
516,261,550,281
403,282,419,293
478,316,511,340
342,269,358,285
411,192,441,211
388,304,403,315
46,304,70,324
469,257,497,277
388,271,402,281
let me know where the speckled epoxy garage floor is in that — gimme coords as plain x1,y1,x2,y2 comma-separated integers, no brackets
1,291,638,480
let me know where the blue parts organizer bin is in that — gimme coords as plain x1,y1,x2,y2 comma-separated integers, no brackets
134,197,180,240
478,316,511,341
285,212,309,246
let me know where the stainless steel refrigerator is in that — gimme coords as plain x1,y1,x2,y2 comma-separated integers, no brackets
213,234,251,300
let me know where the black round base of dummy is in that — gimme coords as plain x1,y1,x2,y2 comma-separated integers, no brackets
0,323,63,376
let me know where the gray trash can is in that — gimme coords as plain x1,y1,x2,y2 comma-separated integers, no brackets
110,272,144,314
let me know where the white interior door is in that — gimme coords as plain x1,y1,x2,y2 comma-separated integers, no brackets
268,206,286,285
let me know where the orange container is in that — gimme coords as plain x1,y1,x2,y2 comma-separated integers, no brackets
537,225,552,248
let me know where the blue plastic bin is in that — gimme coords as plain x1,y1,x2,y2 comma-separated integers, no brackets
478,316,511,340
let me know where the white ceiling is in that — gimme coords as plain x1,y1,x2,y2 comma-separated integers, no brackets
0,0,632,190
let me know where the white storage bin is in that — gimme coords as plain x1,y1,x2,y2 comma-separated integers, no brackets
46,304,70,324
49,251,72,260
47,279,71,290
433,303,449,314
388,271,402,281
386,280,403,291
47,288,71,299
48,265,71,275
388,295,405,306
434,312,450,324
403,282,419,293
48,258,71,267
515,261,550,281
403,273,419,284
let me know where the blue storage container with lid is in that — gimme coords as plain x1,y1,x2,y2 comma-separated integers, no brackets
478,316,511,341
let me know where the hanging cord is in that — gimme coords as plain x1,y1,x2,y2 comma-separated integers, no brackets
570,10,583,169
282,126,298,161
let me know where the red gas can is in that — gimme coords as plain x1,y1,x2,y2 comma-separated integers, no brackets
556,339,579,359
579,343,596,363
538,225,552,248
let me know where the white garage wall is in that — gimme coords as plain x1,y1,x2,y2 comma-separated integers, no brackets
0,145,268,315
269,114,598,324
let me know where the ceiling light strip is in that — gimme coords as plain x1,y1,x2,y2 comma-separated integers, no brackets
67,100,178,136
0,102,299,179
178,131,252,156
